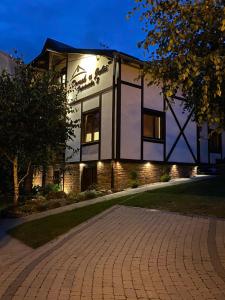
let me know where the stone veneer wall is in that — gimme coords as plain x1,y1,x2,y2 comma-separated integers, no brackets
97,162,112,191
33,167,54,187
63,164,80,194
33,162,197,194
113,162,197,192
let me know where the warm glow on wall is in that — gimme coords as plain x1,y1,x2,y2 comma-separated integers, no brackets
98,161,103,167
79,163,86,170
145,162,152,167
81,55,98,75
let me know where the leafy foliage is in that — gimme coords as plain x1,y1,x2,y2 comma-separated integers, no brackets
129,0,225,129
0,60,75,205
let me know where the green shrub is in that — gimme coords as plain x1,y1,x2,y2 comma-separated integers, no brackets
46,191,67,200
43,184,61,195
46,200,62,209
31,195,46,204
160,173,171,182
131,180,139,188
19,203,38,214
36,202,49,212
85,190,98,199
129,170,138,180
66,191,78,203
32,185,42,195
77,192,86,202
129,170,139,188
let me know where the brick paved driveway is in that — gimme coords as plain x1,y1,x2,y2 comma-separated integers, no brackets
0,205,225,300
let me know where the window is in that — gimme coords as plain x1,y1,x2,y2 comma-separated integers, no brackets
209,131,222,153
58,68,66,85
143,110,164,142
82,110,100,144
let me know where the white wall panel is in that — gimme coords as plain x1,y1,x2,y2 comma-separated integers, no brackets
166,112,180,156
143,142,163,161
144,81,163,111
183,121,197,158
101,91,113,159
199,123,208,163
65,103,81,162
120,85,141,159
168,99,187,127
222,132,225,159
210,153,221,164
82,144,99,161
83,96,99,112
121,64,141,85
169,137,195,163
166,99,197,163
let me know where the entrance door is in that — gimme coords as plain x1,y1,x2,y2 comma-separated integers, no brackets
81,164,97,191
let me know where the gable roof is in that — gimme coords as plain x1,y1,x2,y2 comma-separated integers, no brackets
32,38,143,66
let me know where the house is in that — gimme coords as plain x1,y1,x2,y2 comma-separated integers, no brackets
0,51,15,74
32,38,225,193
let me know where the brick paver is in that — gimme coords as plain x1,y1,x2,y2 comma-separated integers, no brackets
0,205,225,300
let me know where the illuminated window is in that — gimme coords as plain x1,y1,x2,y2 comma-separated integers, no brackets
143,110,164,141
82,110,100,144
209,131,221,153
58,68,66,85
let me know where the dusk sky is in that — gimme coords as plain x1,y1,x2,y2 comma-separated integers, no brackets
0,0,146,62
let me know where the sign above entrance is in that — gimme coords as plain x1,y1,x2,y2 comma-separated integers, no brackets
71,60,112,93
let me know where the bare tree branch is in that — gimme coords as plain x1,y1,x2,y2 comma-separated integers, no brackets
18,161,31,186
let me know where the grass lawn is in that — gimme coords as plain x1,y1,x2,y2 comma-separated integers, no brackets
8,198,122,248
123,176,225,218
8,176,225,248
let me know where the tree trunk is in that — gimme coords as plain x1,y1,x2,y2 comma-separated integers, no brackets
13,156,19,207
42,165,47,188
24,166,33,194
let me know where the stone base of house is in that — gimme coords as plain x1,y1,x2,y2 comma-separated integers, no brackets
113,161,196,192
33,161,197,194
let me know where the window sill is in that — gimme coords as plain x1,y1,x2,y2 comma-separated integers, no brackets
209,150,221,154
143,137,164,144
82,141,100,147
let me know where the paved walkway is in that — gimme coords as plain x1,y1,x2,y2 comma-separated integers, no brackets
0,205,225,300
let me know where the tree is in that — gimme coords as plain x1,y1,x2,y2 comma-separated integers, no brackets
0,61,75,206
129,0,225,129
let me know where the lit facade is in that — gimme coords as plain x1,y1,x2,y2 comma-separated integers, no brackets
32,38,225,193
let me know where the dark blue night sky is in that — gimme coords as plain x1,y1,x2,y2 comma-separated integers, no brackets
0,0,145,62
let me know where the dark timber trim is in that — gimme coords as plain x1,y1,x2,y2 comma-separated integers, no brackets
116,58,122,160
70,86,114,106
207,125,210,164
197,125,200,163
141,75,144,160
112,56,117,161
66,158,200,166
120,80,142,89
99,95,102,161
80,101,83,162
163,95,167,161
82,141,99,147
